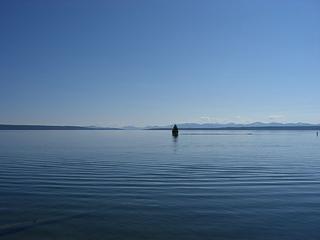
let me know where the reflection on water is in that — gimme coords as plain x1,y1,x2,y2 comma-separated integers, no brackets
172,134,178,153
1,130,320,240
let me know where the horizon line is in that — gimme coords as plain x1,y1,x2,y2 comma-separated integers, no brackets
1,122,320,128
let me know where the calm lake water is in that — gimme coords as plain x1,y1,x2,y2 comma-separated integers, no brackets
1,130,320,240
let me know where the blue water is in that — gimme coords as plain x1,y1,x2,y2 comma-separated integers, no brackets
1,130,320,239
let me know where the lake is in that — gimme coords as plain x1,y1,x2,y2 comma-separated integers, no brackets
1,130,320,239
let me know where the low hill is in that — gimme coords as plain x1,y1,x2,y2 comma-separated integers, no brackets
0,124,122,130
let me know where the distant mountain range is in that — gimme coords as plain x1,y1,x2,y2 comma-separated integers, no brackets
1,122,320,131
122,126,142,130
146,122,320,130
0,124,122,130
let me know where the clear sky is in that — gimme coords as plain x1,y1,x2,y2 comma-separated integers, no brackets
0,0,319,127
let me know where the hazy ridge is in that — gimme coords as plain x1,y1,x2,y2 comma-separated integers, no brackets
1,123,320,130
0,124,122,130
146,122,320,130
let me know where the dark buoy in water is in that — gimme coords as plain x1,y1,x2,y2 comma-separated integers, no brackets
317,131,319,137
172,124,179,137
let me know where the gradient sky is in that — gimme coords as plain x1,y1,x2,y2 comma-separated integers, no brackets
0,0,319,127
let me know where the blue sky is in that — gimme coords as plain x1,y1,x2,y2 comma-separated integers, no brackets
0,0,319,127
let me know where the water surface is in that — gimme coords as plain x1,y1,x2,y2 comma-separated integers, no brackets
1,130,320,239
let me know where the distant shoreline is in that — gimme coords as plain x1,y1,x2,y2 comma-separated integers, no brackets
0,125,122,130
147,126,320,131
1,124,320,131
